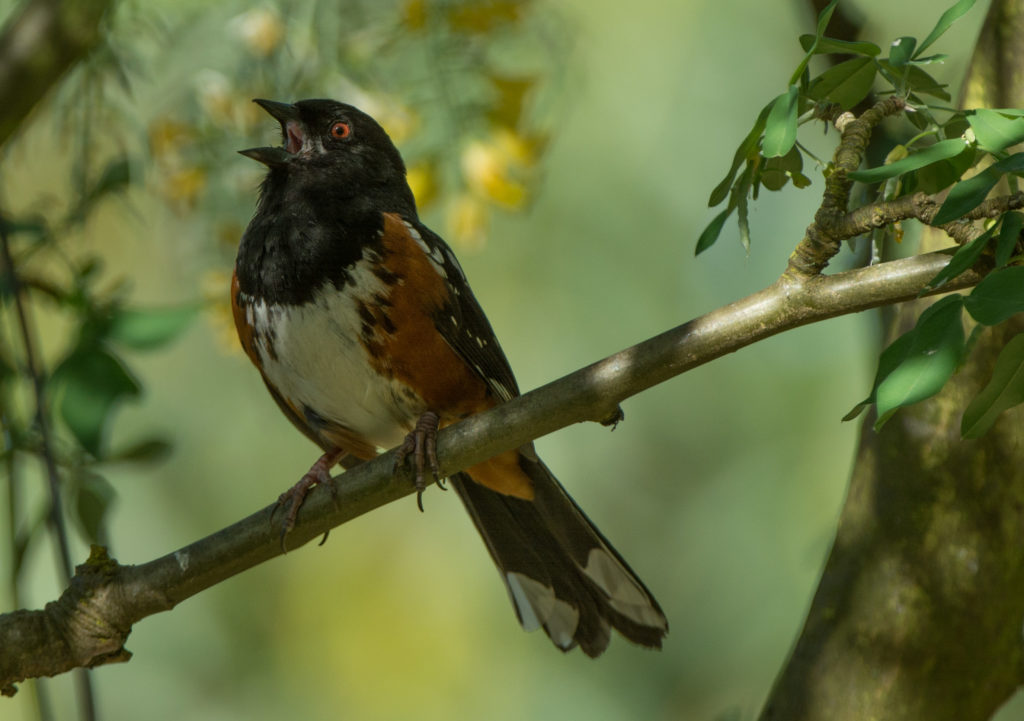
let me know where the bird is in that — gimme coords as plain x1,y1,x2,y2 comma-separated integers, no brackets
232,98,668,657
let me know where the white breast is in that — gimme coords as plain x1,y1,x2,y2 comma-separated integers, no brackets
245,254,422,451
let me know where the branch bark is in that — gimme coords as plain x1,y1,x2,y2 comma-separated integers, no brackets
0,244,988,694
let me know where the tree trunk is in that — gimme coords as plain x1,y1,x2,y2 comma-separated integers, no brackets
760,2,1024,719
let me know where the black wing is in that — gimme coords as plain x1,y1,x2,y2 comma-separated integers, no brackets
407,218,520,404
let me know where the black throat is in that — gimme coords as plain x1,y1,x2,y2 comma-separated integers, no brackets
235,166,413,306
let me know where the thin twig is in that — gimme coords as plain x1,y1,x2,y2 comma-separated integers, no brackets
0,217,96,720
0,219,72,580
838,191,1024,243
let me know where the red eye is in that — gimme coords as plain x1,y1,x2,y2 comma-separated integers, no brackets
330,121,351,139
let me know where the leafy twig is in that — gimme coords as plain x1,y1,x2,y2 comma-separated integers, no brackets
0,219,97,718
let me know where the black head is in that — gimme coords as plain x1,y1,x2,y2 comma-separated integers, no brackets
240,98,415,213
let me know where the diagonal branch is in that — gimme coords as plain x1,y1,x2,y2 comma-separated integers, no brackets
0,245,985,694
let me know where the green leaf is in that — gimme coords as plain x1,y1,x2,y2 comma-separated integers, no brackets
888,36,917,67
933,152,1024,224
945,113,971,138
906,65,951,101
0,215,48,239
798,35,881,57
760,144,803,190
844,327,917,421
105,437,173,464
695,207,732,255
915,0,978,58
996,211,1023,267
0,348,13,386
53,347,140,457
967,109,1024,152
963,321,986,359
912,53,949,65
813,1,839,40
807,56,877,110
925,225,995,290
791,171,812,188
961,333,1024,438
875,295,965,429
737,189,751,252
790,0,840,85
964,265,1024,325
847,138,968,183
107,304,198,350
67,156,133,224
913,143,976,194
708,104,771,207
841,398,870,422
72,471,116,544
762,86,800,158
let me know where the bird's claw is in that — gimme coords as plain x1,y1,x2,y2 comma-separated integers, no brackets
272,449,343,551
395,411,442,511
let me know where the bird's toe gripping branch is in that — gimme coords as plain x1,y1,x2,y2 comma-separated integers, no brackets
395,410,443,511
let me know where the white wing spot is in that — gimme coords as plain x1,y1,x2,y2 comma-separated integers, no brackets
584,548,667,628
403,220,422,240
443,248,467,281
407,223,448,279
506,572,579,648
488,379,513,400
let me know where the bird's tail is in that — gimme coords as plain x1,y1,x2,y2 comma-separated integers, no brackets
450,447,668,657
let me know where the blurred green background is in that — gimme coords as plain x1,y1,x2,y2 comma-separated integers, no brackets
1,1,999,720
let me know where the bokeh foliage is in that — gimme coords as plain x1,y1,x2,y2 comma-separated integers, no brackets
1,0,564,578
5,1,1024,720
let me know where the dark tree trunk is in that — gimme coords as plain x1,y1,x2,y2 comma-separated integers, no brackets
760,2,1024,719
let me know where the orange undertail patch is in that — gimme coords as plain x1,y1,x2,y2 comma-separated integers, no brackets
464,448,535,500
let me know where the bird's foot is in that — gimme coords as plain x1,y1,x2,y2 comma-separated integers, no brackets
395,411,443,511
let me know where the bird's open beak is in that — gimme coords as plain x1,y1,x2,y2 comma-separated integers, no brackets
253,98,300,125
238,99,303,168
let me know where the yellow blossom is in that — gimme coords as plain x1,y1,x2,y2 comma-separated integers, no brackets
406,162,438,210
195,69,235,127
448,194,490,251
233,7,285,57
162,167,206,210
461,128,532,209
201,269,243,355
402,0,428,30
148,118,193,160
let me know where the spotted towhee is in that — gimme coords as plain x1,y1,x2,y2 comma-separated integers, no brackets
232,98,667,656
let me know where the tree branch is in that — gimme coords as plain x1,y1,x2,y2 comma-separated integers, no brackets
0,245,985,694
787,96,908,277
841,191,1024,245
